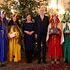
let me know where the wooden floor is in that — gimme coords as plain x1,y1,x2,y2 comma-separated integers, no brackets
0,61,70,70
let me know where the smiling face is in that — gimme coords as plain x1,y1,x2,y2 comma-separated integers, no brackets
26,15,32,22
65,14,69,20
12,15,17,22
39,6,45,15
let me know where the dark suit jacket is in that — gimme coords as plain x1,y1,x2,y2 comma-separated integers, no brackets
35,15,49,36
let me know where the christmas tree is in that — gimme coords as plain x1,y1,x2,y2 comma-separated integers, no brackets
18,0,38,17
0,0,48,17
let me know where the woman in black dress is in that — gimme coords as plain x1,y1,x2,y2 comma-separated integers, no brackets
23,14,35,63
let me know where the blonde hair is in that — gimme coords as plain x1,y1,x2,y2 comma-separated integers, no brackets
38,5,46,14
10,25,22,35
9,25,22,44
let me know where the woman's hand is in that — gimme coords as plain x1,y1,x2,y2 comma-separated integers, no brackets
8,32,16,38
29,31,34,35
24,31,34,35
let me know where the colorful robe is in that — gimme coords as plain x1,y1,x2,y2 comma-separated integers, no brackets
46,24,63,60
63,23,70,62
8,25,21,62
0,24,7,63
62,12,70,62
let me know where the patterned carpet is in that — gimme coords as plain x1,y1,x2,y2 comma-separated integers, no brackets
1,62,70,70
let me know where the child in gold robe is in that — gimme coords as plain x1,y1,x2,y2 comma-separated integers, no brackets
8,25,21,62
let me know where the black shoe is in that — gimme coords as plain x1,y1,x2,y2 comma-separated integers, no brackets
27,60,32,63
65,60,68,63
0,63,6,67
38,60,41,64
42,59,47,64
28,61,32,63
43,60,47,64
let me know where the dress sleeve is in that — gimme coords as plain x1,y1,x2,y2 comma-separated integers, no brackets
61,28,64,44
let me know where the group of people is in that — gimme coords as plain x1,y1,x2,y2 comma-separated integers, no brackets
0,5,70,67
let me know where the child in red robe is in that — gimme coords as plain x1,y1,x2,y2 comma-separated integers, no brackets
46,14,64,64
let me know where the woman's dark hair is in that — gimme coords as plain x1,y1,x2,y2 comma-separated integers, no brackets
25,13,33,22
